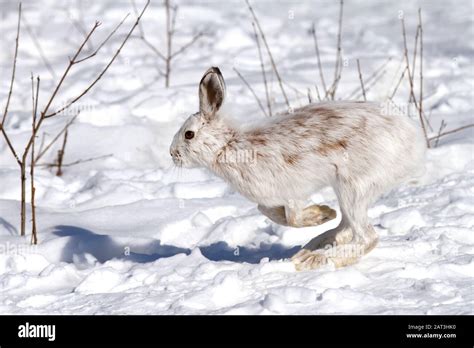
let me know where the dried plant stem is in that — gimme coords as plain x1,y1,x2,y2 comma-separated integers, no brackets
347,56,392,100
307,88,312,104
56,128,68,177
311,22,327,95
410,25,420,96
30,75,40,245
246,0,290,108
433,120,446,148
252,22,272,116
35,113,79,163
418,9,426,140
39,154,113,169
1,3,21,128
23,17,56,80
233,67,268,117
0,1,149,238
401,16,429,148
327,0,344,100
132,0,203,87
389,66,407,100
428,124,474,143
356,59,366,101
315,85,322,101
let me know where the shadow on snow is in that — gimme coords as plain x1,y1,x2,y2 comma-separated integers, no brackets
52,225,298,265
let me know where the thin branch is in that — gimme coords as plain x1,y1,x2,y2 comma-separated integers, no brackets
327,0,344,100
346,56,392,100
233,67,268,117
38,21,101,121
30,74,40,245
68,12,95,53
139,36,167,61
44,0,150,119
39,154,113,168
35,113,79,163
252,22,272,116
433,120,447,148
410,24,420,93
315,84,322,101
389,66,407,100
0,3,22,166
164,0,172,88
246,0,290,108
356,59,366,101
131,0,166,61
401,16,429,148
23,16,57,80
170,32,204,59
418,8,426,142
1,3,21,128
428,124,474,142
74,13,130,64
362,69,387,96
311,22,327,96
55,128,68,176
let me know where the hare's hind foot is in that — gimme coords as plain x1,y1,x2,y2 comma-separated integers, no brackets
258,204,336,227
291,226,378,271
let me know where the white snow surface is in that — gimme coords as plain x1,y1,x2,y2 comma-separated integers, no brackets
0,0,473,314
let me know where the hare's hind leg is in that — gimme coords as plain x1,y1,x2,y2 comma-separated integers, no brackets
258,201,336,227
291,178,379,271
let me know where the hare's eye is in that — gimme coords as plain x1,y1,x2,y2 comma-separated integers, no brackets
185,130,195,140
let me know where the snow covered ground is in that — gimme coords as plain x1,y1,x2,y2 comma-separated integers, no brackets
0,0,472,314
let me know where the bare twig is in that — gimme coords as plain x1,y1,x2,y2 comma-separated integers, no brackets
44,1,150,118
327,0,344,100
418,8,426,141
433,120,447,148
346,56,392,100
356,59,366,101
389,66,407,100
362,68,387,96
401,16,429,148
311,22,327,95
428,124,474,143
1,3,21,128
307,88,312,104
315,85,322,101
131,0,166,60
170,32,204,59
0,1,150,237
252,22,272,116
164,0,172,88
30,75,40,244
39,154,113,169
410,24,420,96
246,0,290,108
74,13,130,64
35,113,79,163
233,67,268,117
23,16,56,80
55,128,68,177
132,0,202,87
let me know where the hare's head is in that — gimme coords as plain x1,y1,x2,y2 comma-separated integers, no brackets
170,67,233,168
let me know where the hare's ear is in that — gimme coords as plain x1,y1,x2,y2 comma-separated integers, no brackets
199,67,226,118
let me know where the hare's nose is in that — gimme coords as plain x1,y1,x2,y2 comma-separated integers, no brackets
170,149,180,158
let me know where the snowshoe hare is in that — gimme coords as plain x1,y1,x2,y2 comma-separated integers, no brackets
170,67,426,270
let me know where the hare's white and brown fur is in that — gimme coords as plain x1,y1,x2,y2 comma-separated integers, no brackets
170,67,426,271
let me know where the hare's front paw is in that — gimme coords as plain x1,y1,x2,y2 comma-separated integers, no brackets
291,246,362,271
291,230,378,271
